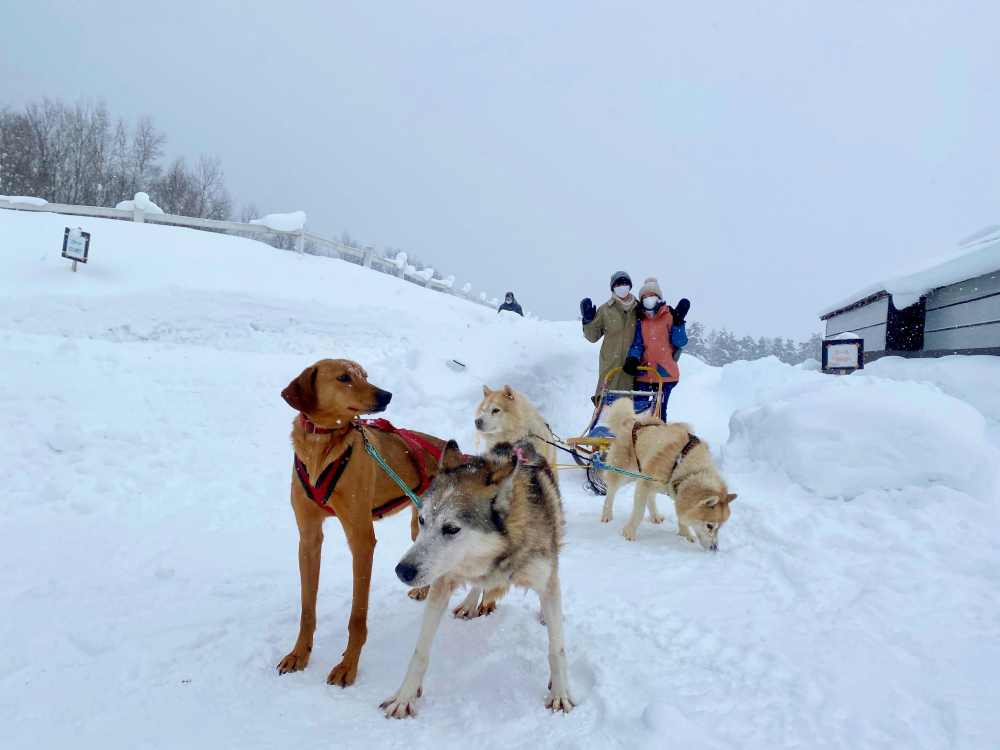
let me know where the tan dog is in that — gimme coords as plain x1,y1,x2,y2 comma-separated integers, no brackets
475,385,557,470
276,358,446,687
455,385,559,619
601,398,736,549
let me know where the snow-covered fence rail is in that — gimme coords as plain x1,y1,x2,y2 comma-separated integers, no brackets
0,196,494,307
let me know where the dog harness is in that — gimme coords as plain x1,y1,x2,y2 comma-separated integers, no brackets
293,416,442,518
631,423,700,483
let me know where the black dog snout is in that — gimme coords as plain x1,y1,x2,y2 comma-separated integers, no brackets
474,417,484,430
395,561,418,584
374,388,393,412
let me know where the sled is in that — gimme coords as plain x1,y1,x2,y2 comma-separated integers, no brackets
559,365,670,495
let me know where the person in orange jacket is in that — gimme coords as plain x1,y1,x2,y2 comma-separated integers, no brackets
622,277,690,421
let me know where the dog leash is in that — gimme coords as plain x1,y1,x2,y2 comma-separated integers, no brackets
590,454,659,482
355,424,425,510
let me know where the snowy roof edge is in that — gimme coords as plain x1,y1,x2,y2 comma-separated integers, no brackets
818,228,1000,319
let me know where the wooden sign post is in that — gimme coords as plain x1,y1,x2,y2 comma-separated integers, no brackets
62,227,91,271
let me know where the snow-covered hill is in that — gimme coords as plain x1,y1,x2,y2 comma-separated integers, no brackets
2,209,999,749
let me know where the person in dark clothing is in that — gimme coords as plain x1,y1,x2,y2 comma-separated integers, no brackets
498,292,524,316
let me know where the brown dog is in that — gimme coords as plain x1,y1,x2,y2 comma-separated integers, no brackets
276,358,445,687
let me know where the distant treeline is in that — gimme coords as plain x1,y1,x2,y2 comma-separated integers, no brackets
685,323,822,366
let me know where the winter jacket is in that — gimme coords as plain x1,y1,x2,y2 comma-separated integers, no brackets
498,298,524,316
628,305,688,383
582,295,638,398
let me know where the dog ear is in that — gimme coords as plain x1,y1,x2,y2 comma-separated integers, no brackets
482,385,492,397
438,439,465,471
725,493,738,503
485,442,518,485
700,495,720,508
281,366,318,413
502,385,515,400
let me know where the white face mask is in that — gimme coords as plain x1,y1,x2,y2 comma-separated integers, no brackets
643,296,660,310
613,285,631,299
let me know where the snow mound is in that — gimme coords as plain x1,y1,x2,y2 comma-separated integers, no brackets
0,194,49,206
0,195,49,206
726,377,994,498
826,331,861,340
867,355,1000,423
249,210,306,232
115,191,164,214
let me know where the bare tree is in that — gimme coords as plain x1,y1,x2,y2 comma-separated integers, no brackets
131,115,164,194
193,155,231,219
238,202,259,223
153,156,195,214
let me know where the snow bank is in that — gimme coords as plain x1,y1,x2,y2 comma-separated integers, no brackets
115,191,164,214
726,377,994,498
0,194,48,206
249,210,306,232
867,355,1000,423
3,208,1000,749
819,224,1000,315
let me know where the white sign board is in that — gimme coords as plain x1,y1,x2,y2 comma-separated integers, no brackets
62,227,90,264
822,337,864,373
826,343,858,368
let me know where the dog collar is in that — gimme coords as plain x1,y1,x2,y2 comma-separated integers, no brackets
299,413,341,434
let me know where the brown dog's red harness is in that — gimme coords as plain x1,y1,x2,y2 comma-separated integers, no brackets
294,416,443,518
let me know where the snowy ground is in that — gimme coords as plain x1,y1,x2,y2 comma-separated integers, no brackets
2,210,999,749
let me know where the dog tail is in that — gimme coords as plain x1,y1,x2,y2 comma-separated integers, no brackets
605,397,637,436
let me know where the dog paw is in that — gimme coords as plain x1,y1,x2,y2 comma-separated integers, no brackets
276,649,309,674
408,586,429,601
649,513,665,524
453,601,480,619
380,690,421,719
621,525,638,541
478,599,497,617
545,690,575,713
326,659,358,687
600,513,612,523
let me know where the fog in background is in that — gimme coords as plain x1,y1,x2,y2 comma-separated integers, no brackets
3,1,998,336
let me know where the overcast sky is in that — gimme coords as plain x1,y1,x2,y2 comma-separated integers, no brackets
3,1,998,337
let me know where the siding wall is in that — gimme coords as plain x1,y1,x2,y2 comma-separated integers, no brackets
824,296,889,353
924,270,1000,352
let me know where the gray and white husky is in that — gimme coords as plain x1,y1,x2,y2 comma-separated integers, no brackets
381,440,574,718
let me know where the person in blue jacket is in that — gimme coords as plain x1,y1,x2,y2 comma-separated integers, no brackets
621,277,690,421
